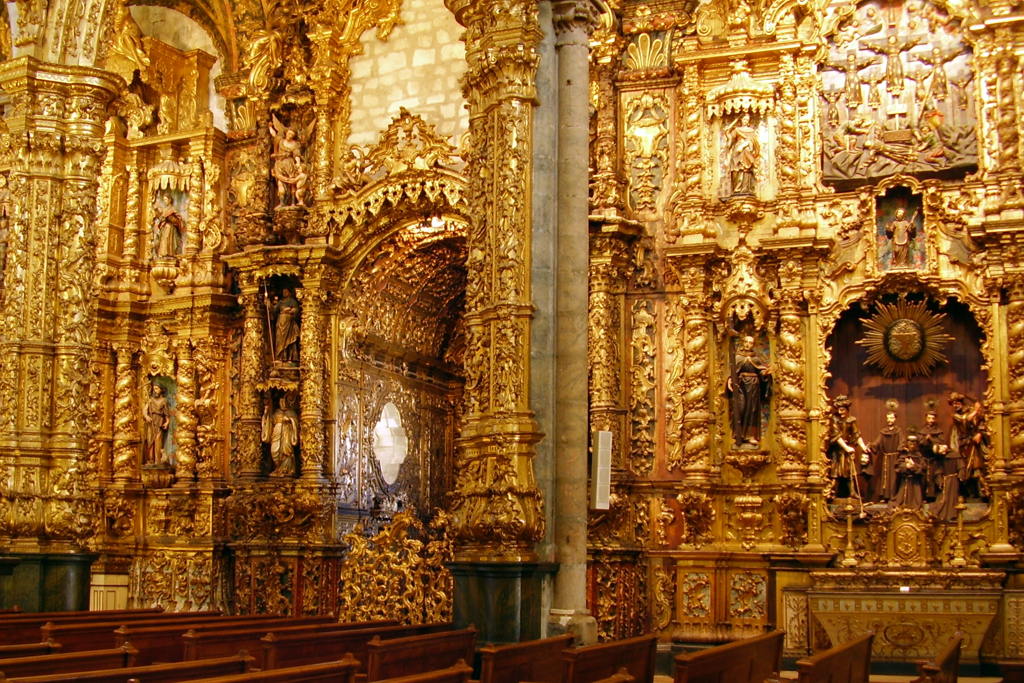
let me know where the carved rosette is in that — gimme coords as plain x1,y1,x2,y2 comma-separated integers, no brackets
174,339,198,483
444,0,546,560
111,344,139,480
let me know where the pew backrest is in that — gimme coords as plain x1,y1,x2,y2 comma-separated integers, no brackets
478,634,575,683
795,633,874,683
1,652,254,683
589,671,634,683
563,634,657,683
159,655,360,683
44,612,243,653
0,641,62,660
262,622,452,671
673,630,785,683
372,661,473,683
0,609,167,646
0,644,138,680
117,616,337,666
365,628,477,682
913,633,961,683
999,660,1024,683
182,619,399,668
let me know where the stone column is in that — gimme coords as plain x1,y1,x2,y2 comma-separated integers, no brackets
445,0,551,644
551,0,599,628
236,278,267,480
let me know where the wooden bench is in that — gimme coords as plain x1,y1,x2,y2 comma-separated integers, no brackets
911,632,961,683
0,644,137,680
2,652,254,683
118,616,338,665
673,630,785,683
589,672,634,683
0,608,23,616
478,634,575,683
262,622,452,671
183,620,399,668
44,612,248,652
563,634,657,683
794,633,873,683
0,642,61,660
365,627,477,682
371,662,474,683
170,655,361,683
0,609,168,646
1000,660,1024,683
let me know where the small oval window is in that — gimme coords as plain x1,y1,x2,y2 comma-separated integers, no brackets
373,402,408,485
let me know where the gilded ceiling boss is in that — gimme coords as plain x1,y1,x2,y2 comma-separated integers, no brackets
0,0,1019,665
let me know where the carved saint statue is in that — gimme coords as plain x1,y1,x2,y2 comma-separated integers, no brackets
721,113,760,198
269,114,316,209
863,34,920,95
266,287,300,363
262,397,298,477
868,404,905,503
826,395,870,499
142,383,173,465
885,207,918,267
726,335,772,448
890,434,926,510
153,193,183,258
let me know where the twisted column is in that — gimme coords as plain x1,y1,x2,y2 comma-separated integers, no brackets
236,277,267,479
111,344,140,481
174,339,198,484
299,289,327,479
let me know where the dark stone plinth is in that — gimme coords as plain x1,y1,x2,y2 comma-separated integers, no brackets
0,557,20,609
449,561,557,645
7,553,96,612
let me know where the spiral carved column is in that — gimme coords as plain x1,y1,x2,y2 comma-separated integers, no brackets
111,345,140,482
299,290,327,480
174,339,198,484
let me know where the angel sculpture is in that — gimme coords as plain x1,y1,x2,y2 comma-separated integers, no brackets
269,114,316,209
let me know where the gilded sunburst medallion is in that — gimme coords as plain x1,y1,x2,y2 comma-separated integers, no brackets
857,299,954,379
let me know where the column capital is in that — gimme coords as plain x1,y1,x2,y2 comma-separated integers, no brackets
552,0,602,43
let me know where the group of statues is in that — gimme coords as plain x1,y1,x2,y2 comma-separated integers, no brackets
826,392,988,520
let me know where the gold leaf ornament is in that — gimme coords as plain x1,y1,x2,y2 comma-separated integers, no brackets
857,298,954,379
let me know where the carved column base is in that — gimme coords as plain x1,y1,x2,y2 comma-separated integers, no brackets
449,561,556,645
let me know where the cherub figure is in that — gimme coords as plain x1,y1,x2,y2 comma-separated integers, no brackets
269,114,316,208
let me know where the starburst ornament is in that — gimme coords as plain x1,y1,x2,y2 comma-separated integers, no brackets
857,299,954,379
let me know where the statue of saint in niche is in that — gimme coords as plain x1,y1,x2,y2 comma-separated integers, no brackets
142,383,173,465
721,112,760,198
153,192,184,258
269,115,315,209
885,207,919,267
890,434,926,510
826,395,870,499
266,287,300,364
262,397,299,477
868,402,905,503
726,335,772,449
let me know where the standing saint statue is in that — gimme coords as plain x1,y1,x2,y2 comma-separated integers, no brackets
262,397,299,477
266,287,300,363
827,395,871,500
726,335,773,448
868,402,905,502
142,383,173,465
885,207,919,267
153,193,183,258
721,112,760,198
269,114,316,208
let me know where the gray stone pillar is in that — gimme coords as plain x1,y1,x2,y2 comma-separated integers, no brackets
550,0,599,639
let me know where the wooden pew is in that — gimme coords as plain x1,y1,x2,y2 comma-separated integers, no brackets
589,672,633,683
563,634,657,683
794,633,873,683
911,632,961,683
2,652,254,683
1000,660,1024,683
43,612,253,653
478,634,575,683
262,622,452,671
371,662,474,683
672,630,785,683
365,627,477,682
0,608,23,616
183,619,399,668
167,655,362,683
117,615,338,665
0,609,167,646
0,642,61,660
0,644,138,680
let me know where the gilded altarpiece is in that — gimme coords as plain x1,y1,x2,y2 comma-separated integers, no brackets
588,0,1024,664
